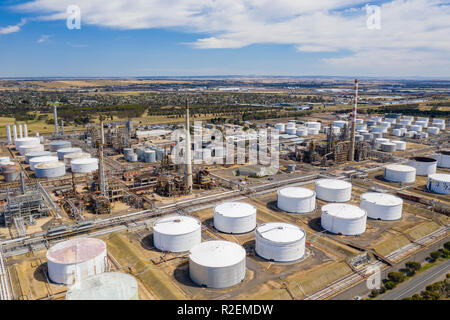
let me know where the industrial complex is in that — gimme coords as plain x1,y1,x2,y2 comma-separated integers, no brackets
0,79,448,301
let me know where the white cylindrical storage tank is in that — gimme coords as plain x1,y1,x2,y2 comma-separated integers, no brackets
392,129,402,136
64,152,91,165
14,137,40,149
381,142,396,153
18,144,44,155
360,193,403,221
380,121,391,128
333,120,347,128
71,158,99,173
372,132,383,139
370,126,387,133
29,155,58,171
307,127,319,135
123,148,133,158
362,133,373,141
356,124,367,131
315,179,352,202
275,123,285,133
153,215,201,252
57,147,82,160
410,124,422,132
415,121,427,128
385,118,396,124
392,140,406,151
214,202,256,234
408,157,437,176
143,149,156,163
46,238,107,285
355,135,364,142
356,119,364,125
321,203,367,235
324,126,341,135
427,174,450,195
286,127,296,135
375,138,389,149
66,272,139,300
399,119,411,126
371,116,383,123
427,127,440,135
49,140,72,152
255,222,305,262
305,122,321,130
384,164,416,183
285,122,296,130
277,187,316,213
25,151,52,163
35,162,66,178
434,150,450,168
189,241,246,289
296,127,308,137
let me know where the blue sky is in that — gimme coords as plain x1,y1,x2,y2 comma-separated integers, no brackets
0,0,449,78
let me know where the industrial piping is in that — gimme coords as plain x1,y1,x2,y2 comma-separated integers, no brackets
185,99,193,193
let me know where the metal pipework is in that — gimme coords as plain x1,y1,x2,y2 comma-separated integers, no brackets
54,105,59,134
348,79,358,161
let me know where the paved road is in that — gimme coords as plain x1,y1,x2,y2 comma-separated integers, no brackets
331,236,449,300
378,259,450,300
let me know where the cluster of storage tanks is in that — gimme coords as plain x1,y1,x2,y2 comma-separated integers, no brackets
275,121,321,137
123,146,164,163
45,237,139,300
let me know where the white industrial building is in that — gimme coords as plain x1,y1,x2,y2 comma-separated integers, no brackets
214,202,256,234
153,215,201,252
46,238,108,285
321,203,367,235
255,222,306,262
189,240,246,289
360,193,403,220
277,187,316,213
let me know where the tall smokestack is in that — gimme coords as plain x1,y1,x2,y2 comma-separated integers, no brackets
348,79,358,161
98,118,107,197
23,123,28,138
54,105,59,134
6,125,12,144
19,124,23,139
185,99,193,193
61,120,64,135
12,124,17,141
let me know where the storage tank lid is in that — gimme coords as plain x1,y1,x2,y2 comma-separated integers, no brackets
154,215,200,235
66,272,138,300
35,162,65,169
322,203,366,219
256,222,304,243
189,240,245,268
278,187,314,199
47,238,106,264
428,173,450,182
361,193,403,206
50,140,70,145
214,202,256,218
384,164,416,172
316,179,351,190
29,155,58,163
64,152,90,159
25,151,50,157
58,147,82,153
71,158,98,165
15,137,39,142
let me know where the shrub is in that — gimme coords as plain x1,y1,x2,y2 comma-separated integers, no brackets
430,251,442,261
370,289,379,298
388,272,406,283
385,281,396,290
422,290,440,300
405,261,421,272
444,241,450,251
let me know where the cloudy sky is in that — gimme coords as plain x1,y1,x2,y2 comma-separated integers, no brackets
0,0,449,77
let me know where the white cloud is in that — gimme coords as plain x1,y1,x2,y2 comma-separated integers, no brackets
0,18,27,35
12,0,450,75
37,34,52,43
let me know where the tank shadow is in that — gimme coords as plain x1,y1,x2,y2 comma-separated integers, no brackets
33,262,49,283
173,262,199,288
140,234,154,251
308,217,325,232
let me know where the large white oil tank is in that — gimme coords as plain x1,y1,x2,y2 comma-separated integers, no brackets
14,137,40,149
305,122,321,130
46,238,107,285
286,127,297,135
57,147,83,160
64,152,91,165
427,127,440,135
392,129,402,136
434,150,450,168
333,120,348,128
35,162,66,178
275,123,285,133
255,222,305,262
321,203,367,235
29,155,58,171
277,187,316,213
427,174,450,195
189,240,246,289
18,144,44,155
381,142,396,153
214,202,256,234
410,124,422,132
384,164,416,183
25,151,52,163
392,140,406,151
71,158,99,173
360,193,403,220
66,272,139,300
296,127,308,137
153,215,201,252
315,179,352,202
408,157,437,176
49,140,72,152
307,127,320,135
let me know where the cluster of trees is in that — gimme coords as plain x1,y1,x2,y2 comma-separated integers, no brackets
403,275,450,300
